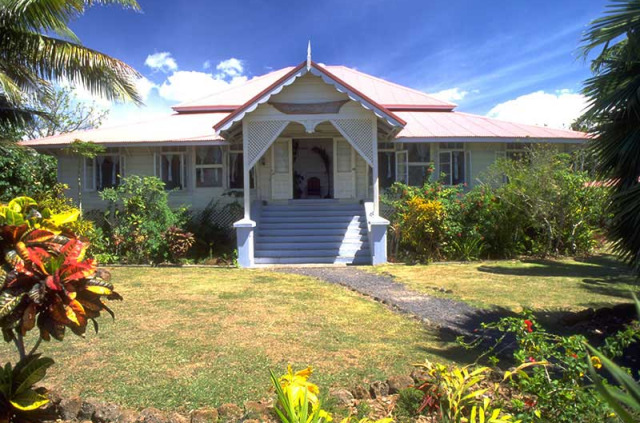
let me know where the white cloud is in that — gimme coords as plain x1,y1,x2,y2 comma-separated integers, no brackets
487,89,587,129
158,70,247,103
133,76,157,101
216,58,243,78
203,60,212,70
144,52,178,73
432,87,470,103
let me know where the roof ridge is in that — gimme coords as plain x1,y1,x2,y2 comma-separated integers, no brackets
327,65,456,107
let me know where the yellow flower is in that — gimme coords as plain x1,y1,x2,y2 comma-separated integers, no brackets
279,365,320,407
316,409,333,422
591,356,603,370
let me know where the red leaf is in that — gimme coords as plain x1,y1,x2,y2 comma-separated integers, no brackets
22,229,56,245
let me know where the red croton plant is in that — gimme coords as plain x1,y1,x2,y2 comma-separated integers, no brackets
0,197,121,422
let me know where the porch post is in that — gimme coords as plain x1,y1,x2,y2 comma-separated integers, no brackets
372,119,380,216
233,120,256,268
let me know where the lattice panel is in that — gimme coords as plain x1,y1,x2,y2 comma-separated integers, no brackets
332,118,374,165
246,120,287,168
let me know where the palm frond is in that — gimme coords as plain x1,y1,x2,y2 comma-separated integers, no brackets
581,0,640,55
2,28,142,104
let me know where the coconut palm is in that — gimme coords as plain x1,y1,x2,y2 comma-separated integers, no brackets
0,0,142,127
580,0,640,273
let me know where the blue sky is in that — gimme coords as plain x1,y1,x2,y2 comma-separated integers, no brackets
69,0,610,128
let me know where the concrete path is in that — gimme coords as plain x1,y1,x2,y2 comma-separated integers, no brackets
275,266,484,335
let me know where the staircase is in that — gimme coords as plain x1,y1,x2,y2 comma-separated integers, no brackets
254,200,372,265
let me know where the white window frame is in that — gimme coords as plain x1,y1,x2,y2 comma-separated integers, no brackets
405,143,433,186
194,145,224,188
154,148,187,191
438,142,466,186
83,151,125,192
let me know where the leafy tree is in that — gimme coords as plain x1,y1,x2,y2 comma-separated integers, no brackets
0,143,57,201
580,0,640,273
0,0,142,128
23,86,109,140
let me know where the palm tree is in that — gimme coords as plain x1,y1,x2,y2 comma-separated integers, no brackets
0,0,142,128
580,0,640,273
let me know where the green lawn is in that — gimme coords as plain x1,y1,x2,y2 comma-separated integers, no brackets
1,268,448,412
372,254,639,311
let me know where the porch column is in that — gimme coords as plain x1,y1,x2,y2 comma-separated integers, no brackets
372,119,380,215
234,120,256,268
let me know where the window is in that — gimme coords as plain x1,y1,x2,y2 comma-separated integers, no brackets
378,144,396,189
407,143,432,186
156,147,187,190
195,146,223,188
84,151,123,191
439,142,465,185
228,145,255,189
505,142,531,161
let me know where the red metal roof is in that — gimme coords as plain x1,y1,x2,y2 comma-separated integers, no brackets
21,62,588,147
173,64,455,113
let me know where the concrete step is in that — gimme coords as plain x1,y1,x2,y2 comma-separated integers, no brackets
254,256,372,265
255,241,368,250
257,227,367,237
255,248,370,258
261,210,364,217
255,234,368,243
262,204,363,212
260,216,364,224
258,221,366,230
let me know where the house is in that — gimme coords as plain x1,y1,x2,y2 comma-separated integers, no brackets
22,55,588,267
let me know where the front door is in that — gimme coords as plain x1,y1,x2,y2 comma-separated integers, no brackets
271,138,293,200
333,138,355,199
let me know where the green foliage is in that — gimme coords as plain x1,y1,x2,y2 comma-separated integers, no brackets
383,146,610,262
587,295,640,423
98,175,188,264
164,226,195,263
0,354,54,421
393,388,423,422
0,144,57,202
0,196,121,417
579,0,640,274
0,0,141,127
183,200,241,261
412,360,518,423
468,311,639,422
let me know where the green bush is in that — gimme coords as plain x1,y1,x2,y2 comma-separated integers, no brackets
98,175,189,264
465,312,640,422
383,146,610,262
184,199,241,262
0,144,57,202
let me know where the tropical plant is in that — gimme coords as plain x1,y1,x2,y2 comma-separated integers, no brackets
413,360,518,423
580,0,640,273
164,226,195,263
586,295,640,423
99,175,187,264
0,354,53,422
0,0,142,128
270,366,332,423
0,144,57,202
0,196,121,420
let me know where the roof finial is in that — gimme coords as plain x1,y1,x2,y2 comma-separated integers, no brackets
307,40,312,70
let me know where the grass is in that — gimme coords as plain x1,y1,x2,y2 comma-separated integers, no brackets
372,254,639,311
0,267,450,412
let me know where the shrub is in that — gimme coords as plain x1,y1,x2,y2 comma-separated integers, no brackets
99,175,188,264
0,196,121,421
383,146,610,262
164,226,195,263
184,200,241,262
465,312,639,422
0,144,57,202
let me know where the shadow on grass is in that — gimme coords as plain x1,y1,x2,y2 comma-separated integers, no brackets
422,302,638,367
477,254,639,303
